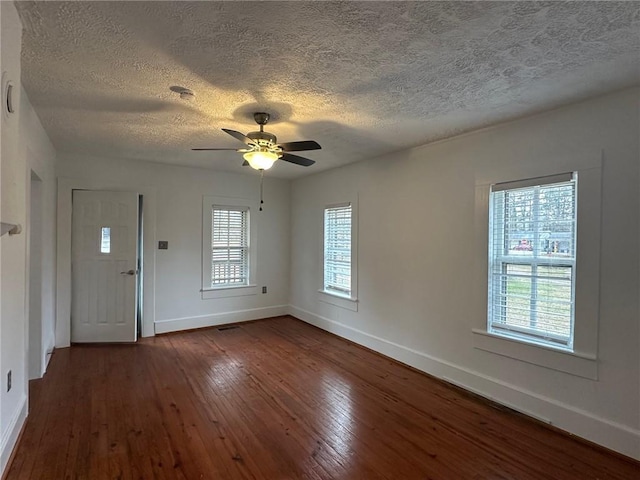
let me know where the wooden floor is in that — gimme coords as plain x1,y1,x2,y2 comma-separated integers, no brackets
4,317,638,479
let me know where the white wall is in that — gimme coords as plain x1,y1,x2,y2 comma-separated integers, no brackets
56,155,290,344
1,1,57,472
24,89,57,379
0,2,25,471
290,87,640,459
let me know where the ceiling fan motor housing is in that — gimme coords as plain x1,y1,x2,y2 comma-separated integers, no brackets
247,131,277,145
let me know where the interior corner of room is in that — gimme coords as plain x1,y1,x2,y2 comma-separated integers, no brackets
1,0,639,476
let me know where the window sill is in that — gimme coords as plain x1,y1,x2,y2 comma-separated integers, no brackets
472,329,597,379
318,290,358,311
201,285,259,300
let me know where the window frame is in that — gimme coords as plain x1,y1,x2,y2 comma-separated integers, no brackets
319,198,358,311
473,163,601,380
201,196,258,299
487,173,577,350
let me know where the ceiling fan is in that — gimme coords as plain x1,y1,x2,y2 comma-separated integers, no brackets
193,112,321,170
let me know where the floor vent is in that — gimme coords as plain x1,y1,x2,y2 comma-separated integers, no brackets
217,325,239,331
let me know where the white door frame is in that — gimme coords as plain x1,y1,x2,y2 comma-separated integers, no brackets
28,170,43,377
56,177,156,347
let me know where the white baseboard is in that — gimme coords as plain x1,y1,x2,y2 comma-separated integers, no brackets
289,305,640,461
154,305,289,334
0,395,27,475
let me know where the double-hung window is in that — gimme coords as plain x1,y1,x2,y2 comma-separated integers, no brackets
323,203,353,297
210,206,249,287
202,197,257,299
488,173,577,350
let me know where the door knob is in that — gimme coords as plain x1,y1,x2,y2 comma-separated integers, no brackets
120,269,137,275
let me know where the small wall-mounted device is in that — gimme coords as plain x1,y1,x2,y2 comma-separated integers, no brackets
0,222,21,237
5,82,14,114
2,71,15,117
158,241,168,250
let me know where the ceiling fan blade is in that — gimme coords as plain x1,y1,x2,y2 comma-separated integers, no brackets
222,128,254,146
192,148,240,151
280,152,315,167
279,140,321,152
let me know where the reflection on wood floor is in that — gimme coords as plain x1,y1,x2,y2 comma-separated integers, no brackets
5,316,639,479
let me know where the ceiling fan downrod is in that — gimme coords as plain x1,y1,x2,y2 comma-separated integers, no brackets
253,112,270,132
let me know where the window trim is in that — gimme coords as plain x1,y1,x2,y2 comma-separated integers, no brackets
201,196,258,299
319,197,358,311
473,163,601,379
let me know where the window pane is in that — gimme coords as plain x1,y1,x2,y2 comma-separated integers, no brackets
503,264,532,329
538,183,576,258
100,227,110,254
504,189,535,257
534,266,572,338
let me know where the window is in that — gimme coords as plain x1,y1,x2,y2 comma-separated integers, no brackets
202,196,257,299
488,173,577,350
474,162,600,379
324,203,353,297
210,206,249,287
100,227,111,254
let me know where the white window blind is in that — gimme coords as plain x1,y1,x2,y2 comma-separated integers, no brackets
211,206,249,287
488,173,577,349
324,204,352,296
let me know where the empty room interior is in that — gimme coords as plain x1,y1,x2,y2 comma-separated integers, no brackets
1,1,639,478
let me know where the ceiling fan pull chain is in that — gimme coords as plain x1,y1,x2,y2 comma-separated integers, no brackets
259,170,264,211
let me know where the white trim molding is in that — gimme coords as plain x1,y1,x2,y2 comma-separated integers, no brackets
472,329,597,379
317,289,358,311
56,177,157,346
201,195,259,300
154,305,288,334
472,158,602,378
0,395,27,474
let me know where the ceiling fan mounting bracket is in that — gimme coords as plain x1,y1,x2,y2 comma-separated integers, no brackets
253,112,270,127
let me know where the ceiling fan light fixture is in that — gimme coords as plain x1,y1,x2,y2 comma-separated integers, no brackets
243,150,278,170
193,111,320,169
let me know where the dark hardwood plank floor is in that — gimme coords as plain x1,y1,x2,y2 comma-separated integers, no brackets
4,316,639,479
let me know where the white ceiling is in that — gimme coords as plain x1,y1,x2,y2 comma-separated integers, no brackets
15,1,640,179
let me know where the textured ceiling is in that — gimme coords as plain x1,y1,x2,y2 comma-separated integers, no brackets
15,1,640,179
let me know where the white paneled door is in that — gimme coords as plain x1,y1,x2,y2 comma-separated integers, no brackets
71,190,139,343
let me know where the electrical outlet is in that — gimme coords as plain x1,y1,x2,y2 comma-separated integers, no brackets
262,286,267,294
7,370,11,392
